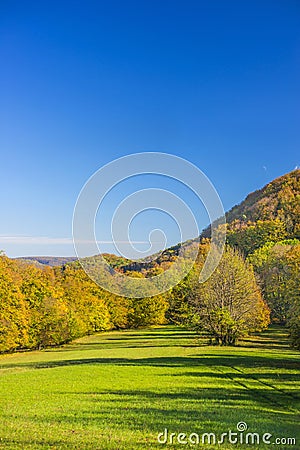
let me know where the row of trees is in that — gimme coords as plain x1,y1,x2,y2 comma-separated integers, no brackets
0,255,168,353
0,233,299,351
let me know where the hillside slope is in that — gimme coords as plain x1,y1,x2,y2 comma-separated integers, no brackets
202,169,300,240
226,169,299,233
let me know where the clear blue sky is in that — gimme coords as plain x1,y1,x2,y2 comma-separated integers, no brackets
0,0,299,257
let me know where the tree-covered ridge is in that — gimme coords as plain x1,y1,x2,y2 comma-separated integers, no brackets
201,169,299,247
207,169,300,257
226,169,299,229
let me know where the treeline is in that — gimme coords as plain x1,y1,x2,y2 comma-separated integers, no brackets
0,255,167,353
0,236,299,352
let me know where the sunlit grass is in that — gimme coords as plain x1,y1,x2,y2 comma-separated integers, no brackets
0,326,299,449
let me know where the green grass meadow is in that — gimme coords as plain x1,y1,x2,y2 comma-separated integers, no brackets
0,326,299,449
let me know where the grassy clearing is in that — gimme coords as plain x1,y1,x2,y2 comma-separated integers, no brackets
0,326,299,449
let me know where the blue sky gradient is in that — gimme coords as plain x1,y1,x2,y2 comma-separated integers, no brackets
0,0,299,256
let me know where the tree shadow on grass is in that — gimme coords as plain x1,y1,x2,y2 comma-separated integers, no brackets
106,332,196,339
55,342,199,352
1,354,299,372
4,387,299,446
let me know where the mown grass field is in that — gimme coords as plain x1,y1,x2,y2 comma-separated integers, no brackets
0,326,299,449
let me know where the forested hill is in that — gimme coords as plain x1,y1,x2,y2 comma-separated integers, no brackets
201,169,300,243
225,169,300,230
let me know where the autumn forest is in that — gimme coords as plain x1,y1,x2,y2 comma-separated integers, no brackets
1,169,299,353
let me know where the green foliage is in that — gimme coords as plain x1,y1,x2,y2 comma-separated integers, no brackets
166,242,210,325
285,245,300,349
104,294,130,329
166,277,194,325
227,219,288,256
289,304,300,350
33,296,71,348
128,295,168,328
249,240,300,324
207,308,239,345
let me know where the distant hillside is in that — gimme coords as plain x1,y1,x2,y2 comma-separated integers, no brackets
15,256,78,267
202,169,300,239
226,169,299,230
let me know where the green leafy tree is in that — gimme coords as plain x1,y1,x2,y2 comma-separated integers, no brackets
285,245,300,349
249,240,300,324
128,294,168,328
35,296,71,348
